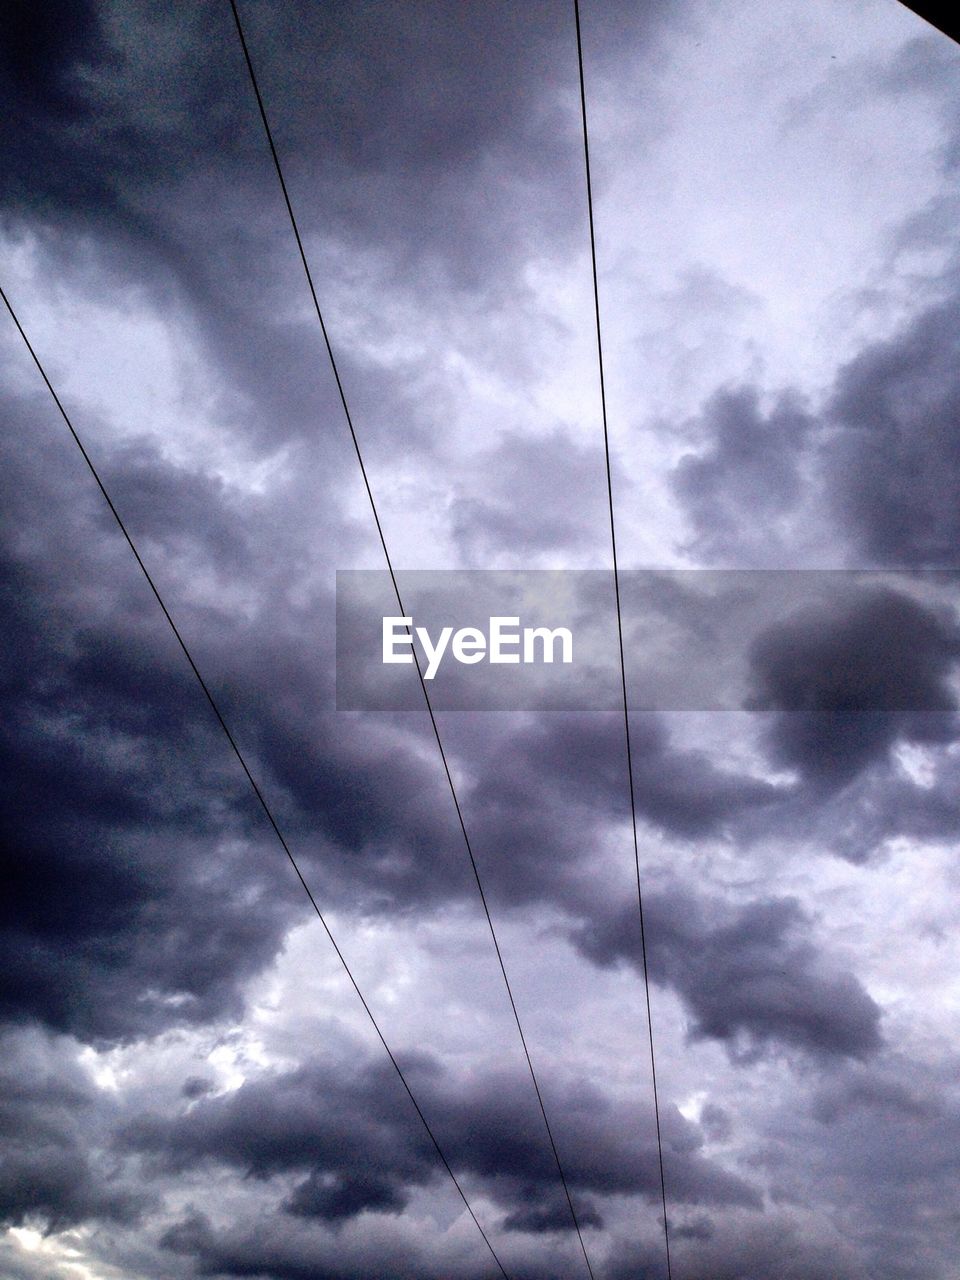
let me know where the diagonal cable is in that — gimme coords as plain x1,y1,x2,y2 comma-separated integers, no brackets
571,1,674,1276
227,2,597,1274
0,280,510,1280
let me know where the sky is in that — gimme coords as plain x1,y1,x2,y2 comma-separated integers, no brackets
2,1,960,1277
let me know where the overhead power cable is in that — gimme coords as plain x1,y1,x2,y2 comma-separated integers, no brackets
571,2,674,1276
0,281,510,1280
227,2,596,1275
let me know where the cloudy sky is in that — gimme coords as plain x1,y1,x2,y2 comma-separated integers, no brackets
3,1,960,1277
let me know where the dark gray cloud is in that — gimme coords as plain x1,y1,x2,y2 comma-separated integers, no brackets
3,1,959,1277
605,1215,869,1280
0,376,784,1055
672,387,814,563
0,417,300,1043
746,586,960,788
824,295,960,567
1,388,869,1072
0,386,486,1040
159,1210,496,1280
0,367,906,1272
669,259,960,577
0,0,690,499
0,1028,143,1231
125,1049,758,1247
574,887,883,1061
456,712,776,911
0,0,670,314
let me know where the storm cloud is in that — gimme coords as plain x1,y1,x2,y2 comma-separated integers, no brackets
3,1,960,1278
574,887,883,1061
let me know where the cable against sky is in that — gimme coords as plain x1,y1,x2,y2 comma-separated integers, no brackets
227,1,602,1273
0,279,512,1280
572,1,674,1275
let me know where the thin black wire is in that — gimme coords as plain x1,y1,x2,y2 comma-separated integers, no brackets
0,281,510,1280
227,3,597,1276
571,2,674,1277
